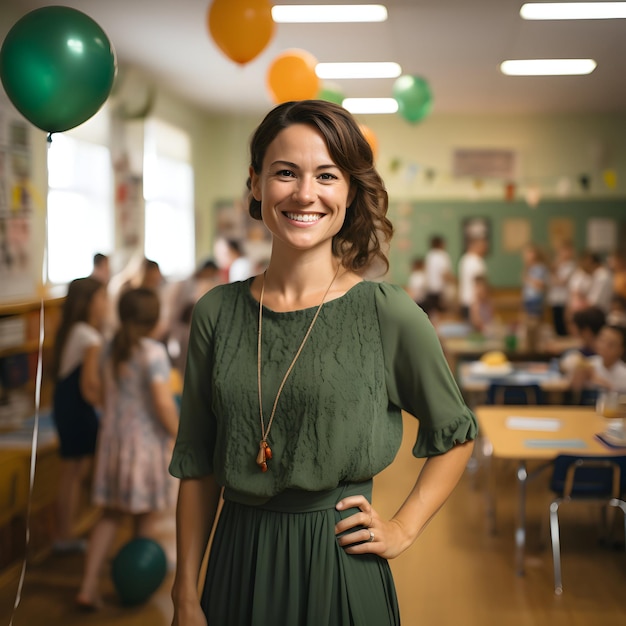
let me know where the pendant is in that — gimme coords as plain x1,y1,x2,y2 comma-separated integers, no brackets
256,440,272,472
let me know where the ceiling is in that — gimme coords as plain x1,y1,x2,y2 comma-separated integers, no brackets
4,0,626,116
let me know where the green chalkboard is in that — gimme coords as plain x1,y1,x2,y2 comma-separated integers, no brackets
388,199,626,287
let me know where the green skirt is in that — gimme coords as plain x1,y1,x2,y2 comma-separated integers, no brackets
202,480,400,625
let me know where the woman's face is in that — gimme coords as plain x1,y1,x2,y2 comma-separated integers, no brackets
250,123,354,256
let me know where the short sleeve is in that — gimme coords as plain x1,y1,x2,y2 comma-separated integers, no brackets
139,338,170,383
168,288,221,479
375,283,477,457
59,322,103,378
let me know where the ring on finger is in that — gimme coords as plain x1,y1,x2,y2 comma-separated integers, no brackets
368,529,375,543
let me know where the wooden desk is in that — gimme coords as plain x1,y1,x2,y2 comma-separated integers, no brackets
439,331,582,374
475,405,622,575
457,361,571,408
458,360,570,399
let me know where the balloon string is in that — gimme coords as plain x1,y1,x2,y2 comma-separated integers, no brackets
46,133,52,144
9,167,48,626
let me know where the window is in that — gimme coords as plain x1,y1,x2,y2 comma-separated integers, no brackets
143,119,194,278
47,135,113,284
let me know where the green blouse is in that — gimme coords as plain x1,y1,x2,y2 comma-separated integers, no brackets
169,280,477,503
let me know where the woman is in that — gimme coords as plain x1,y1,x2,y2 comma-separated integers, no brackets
170,100,477,625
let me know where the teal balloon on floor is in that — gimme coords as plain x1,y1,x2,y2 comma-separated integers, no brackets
111,538,167,606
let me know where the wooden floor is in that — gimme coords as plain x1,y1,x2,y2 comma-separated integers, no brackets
2,413,626,625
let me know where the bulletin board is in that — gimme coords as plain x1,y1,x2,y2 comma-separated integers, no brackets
0,95,35,301
502,218,531,252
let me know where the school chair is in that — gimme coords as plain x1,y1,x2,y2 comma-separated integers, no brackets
548,454,626,594
486,382,544,405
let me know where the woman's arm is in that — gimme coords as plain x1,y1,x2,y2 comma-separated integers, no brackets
336,440,474,558
80,344,102,407
171,476,221,626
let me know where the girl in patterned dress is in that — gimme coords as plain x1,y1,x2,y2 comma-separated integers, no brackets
76,287,179,610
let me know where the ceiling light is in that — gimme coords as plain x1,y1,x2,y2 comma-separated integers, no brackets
520,2,626,20
500,59,597,75
272,4,388,23
316,62,401,79
342,98,398,114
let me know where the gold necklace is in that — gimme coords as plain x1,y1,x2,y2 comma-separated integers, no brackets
256,266,341,472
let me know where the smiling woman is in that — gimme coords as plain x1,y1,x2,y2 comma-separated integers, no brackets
248,124,354,259
246,100,391,273
169,100,477,626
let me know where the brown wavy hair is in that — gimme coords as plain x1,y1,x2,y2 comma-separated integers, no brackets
246,100,393,273
51,277,104,381
110,288,160,380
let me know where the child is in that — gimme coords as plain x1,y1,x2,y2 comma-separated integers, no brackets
547,241,576,336
76,288,179,609
521,244,548,318
570,324,626,394
469,275,494,333
51,277,107,552
406,256,427,309
560,306,606,373
607,294,626,327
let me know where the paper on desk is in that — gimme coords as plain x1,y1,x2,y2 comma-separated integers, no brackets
506,416,561,431
524,439,587,449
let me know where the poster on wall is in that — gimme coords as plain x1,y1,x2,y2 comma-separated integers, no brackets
502,218,530,252
586,218,616,253
0,95,35,301
548,218,575,251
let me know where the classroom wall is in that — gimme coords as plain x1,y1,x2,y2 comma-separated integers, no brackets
386,199,626,287
1,0,625,299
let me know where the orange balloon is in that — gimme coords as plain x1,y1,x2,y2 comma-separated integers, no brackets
267,49,320,104
208,0,274,65
359,124,378,160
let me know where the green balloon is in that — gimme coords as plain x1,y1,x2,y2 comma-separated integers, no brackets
318,85,345,106
0,6,117,134
111,538,167,606
392,75,433,124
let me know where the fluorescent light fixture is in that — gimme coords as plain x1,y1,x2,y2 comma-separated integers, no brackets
342,98,398,114
316,62,401,79
521,2,626,20
500,59,597,75
272,4,388,23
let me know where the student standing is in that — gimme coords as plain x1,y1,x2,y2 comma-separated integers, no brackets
547,241,576,336
50,277,107,551
76,288,179,609
458,237,488,320
424,235,453,314
521,243,549,318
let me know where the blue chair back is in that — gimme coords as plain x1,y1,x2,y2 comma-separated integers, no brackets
550,455,626,497
486,382,544,405
563,389,598,406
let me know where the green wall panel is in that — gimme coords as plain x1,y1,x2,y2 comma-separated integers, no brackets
388,199,626,287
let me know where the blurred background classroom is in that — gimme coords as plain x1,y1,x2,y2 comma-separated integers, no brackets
1,1,626,624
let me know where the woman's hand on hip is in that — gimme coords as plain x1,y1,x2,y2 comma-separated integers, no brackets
335,495,411,559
